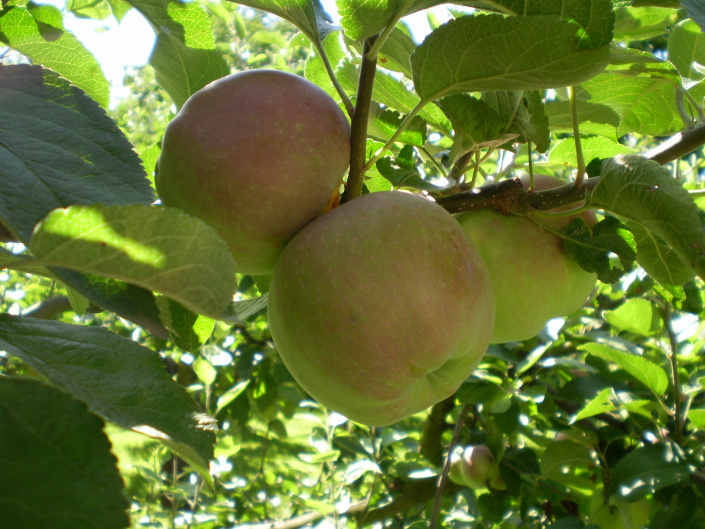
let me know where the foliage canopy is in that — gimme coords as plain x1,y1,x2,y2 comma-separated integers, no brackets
2,0,705,528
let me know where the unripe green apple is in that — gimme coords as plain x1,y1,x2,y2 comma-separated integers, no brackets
156,69,350,275
455,174,597,343
268,191,495,426
448,445,500,489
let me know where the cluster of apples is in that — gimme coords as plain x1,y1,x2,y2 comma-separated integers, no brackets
156,70,597,426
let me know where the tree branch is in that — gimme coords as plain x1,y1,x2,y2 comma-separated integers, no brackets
430,405,469,529
22,296,73,319
340,36,378,204
419,396,455,466
357,398,458,526
434,121,705,216
233,501,368,529
645,122,705,165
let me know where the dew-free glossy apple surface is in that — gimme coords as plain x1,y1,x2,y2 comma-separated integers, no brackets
268,191,495,426
156,70,350,275
456,175,597,344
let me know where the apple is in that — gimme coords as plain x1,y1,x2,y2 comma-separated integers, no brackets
155,69,350,275
267,191,495,426
455,174,597,343
448,445,500,489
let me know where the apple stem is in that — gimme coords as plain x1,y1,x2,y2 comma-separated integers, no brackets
340,36,379,204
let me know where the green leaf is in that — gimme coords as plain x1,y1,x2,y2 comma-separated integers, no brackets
215,379,250,415
613,6,679,42
27,204,237,318
545,100,620,139
121,0,229,108
549,137,634,168
570,386,616,422
305,30,348,100
482,90,550,152
561,215,637,283
628,222,697,287
226,293,269,322
26,0,64,31
66,0,113,20
438,94,516,159
682,0,705,32
155,296,215,352
578,72,684,136
411,14,610,102
299,450,341,463
0,7,109,107
611,442,690,501
376,25,416,78
0,378,129,529
668,19,705,80
229,0,325,43
106,0,131,21
376,148,439,191
343,459,381,484
0,246,56,277
368,101,428,146
510,91,550,152
0,314,217,482
589,155,705,286
338,61,451,132
65,284,90,315
50,268,170,338
193,355,217,385
540,440,593,490
338,0,437,42
580,342,669,394
138,142,161,185
0,65,153,244
688,408,705,428
150,32,230,109
603,297,663,336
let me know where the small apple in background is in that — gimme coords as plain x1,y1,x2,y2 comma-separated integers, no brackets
455,174,597,343
156,69,350,275
448,445,500,489
267,191,495,426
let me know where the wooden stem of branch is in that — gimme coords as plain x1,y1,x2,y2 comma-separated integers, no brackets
357,397,456,526
233,501,368,529
340,36,378,204
645,122,705,165
435,121,705,216
419,396,455,466
22,296,72,319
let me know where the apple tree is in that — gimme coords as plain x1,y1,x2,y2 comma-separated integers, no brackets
2,0,705,528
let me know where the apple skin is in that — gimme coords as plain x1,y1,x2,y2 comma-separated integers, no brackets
155,69,350,275
455,174,597,344
267,191,495,426
448,445,500,489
